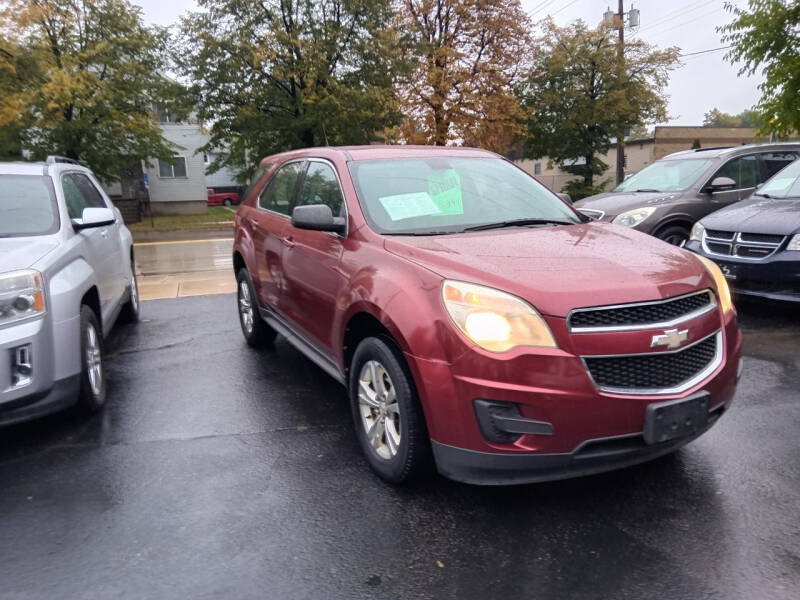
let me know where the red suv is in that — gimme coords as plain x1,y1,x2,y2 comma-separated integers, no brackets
233,146,742,485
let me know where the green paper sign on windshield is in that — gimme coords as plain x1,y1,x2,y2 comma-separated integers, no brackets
427,169,463,215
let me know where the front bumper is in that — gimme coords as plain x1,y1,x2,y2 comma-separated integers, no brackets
408,308,741,485
685,241,800,302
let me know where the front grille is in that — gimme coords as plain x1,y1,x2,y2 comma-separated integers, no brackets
584,334,719,393
703,230,785,260
569,291,713,331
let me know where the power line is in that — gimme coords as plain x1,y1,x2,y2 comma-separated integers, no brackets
635,0,717,34
645,5,726,43
529,0,557,18
678,45,732,58
549,0,581,18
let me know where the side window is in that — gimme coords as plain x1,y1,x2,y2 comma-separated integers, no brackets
712,155,759,190
62,173,107,219
259,162,304,215
760,152,798,180
296,162,345,217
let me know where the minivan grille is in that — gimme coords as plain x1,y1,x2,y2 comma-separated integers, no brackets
584,334,719,393
703,230,785,260
568,290,714,331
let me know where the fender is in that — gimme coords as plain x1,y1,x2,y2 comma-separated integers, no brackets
233,215,256,276
652,211,695,233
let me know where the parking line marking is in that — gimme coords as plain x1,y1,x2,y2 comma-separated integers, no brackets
134,238,233,247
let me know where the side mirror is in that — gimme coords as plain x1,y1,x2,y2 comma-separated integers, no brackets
705,176,736,193
72,207,115,231
291,204,346,234
556,192,572,203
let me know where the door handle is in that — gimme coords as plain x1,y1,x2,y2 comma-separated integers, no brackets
248,218,258,228
100,228,108,238
280,235,295,248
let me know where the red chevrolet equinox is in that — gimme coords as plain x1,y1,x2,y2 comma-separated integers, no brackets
232,146,742,485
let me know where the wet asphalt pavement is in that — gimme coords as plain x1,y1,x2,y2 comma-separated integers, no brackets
1,295,798,600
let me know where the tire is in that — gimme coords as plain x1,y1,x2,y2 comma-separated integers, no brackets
655,225,690,247
118,257,140,323
223,198,232,206
349,336,432,484
77,305,107,413
236,268,277,347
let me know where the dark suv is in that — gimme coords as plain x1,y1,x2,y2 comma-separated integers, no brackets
574,143,800,246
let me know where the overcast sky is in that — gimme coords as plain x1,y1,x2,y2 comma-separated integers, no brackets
134,0,762,127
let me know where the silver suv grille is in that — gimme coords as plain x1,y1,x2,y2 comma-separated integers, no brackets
703,230,785,260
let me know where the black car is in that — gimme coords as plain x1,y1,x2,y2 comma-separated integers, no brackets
685,158,800,303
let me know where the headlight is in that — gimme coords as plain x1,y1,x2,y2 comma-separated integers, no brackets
612,207,656,228
694,255,733,315
690,221,705,242
441,280,557,352
788,234,800,251
0,270,46,326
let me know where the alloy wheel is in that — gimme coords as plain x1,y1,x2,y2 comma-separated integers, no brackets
358,360,401,460
239,280,254,335
85,323,103,397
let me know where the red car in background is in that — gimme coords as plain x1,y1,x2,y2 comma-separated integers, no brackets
232,146,742,485
207,187,240,206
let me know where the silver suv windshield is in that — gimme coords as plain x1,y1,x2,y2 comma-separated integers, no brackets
754,157,800,199
614,158,713,193
0,175,59,238
348,157,580,235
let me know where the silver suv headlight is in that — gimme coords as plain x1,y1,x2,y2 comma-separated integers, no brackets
0,270,46,326
612,207,656,228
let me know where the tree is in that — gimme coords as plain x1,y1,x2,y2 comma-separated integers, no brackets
519,20,679,200
702,107,761,128
0,0,187,182
176,0,399,182
394,0,532,152
719,1,800,138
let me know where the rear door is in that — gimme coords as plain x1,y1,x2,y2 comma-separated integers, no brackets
758,151,799,183
249,160,305,309
61,172,124,323
279,160,348,352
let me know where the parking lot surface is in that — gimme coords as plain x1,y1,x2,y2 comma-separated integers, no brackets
0,294,798,600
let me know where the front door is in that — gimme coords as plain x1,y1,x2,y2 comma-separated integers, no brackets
706,154,760,210
280,160,347,353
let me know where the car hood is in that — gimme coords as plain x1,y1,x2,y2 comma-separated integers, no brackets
384,223,711,318
701,196,800,235
0,237,60,273
574,191,681,218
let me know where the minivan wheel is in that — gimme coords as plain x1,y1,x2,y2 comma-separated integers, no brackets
236,268,277,347
349,336,432,484
77,305,107,412
655,225,690,246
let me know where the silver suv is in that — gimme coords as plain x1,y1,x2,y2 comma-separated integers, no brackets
0,157,138,425
574,143,800,246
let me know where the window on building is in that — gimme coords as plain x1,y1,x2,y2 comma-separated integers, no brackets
158,157,188,178
534,163,541,175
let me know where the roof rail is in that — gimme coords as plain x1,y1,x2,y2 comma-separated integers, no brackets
45,155,81,165
693,146,733,152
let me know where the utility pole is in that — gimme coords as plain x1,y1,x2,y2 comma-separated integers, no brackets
603,3,640,185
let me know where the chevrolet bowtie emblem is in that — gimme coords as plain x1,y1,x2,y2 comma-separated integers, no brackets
651,328,689,350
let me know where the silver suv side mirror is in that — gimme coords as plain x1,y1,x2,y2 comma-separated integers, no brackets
72,207,116,231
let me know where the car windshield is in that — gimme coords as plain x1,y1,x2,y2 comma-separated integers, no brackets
0,175,59,238
614,158,713,193
754,157,800,199
347,157,580,235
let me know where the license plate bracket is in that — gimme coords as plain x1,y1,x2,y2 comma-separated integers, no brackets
644,393,710,445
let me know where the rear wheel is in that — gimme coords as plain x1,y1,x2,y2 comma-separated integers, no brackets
118,257,140,323
349,336,432,484
77,305,106,413
655,225,690,247
223,198,232,206
236,268,276,347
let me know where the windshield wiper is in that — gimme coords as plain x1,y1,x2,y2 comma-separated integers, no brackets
461,218,576,232
753,192,777,199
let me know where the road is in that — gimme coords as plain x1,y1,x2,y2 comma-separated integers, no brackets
0,294,798,600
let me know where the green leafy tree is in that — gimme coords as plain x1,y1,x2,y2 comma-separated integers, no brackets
519,19,679,199
176,0,400,182
719,1,800,137
702,107,761,128
0,0,187,182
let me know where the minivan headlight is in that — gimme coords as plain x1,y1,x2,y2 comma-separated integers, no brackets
0,270,46,326
612,207,656,228
694,256,733,315
441,280,557,352
787,234,800,251
690,221,705,242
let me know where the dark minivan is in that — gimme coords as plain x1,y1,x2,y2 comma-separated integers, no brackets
574,143,800,246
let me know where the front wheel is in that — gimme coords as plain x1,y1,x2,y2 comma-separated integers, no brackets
236,269,276,347
655,225,690,247
77,305,107,413
349,336,432,484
